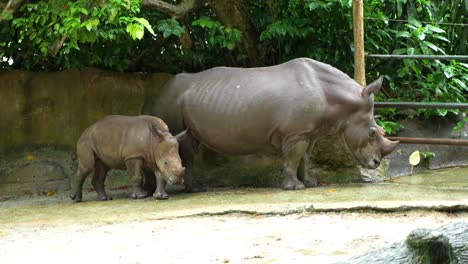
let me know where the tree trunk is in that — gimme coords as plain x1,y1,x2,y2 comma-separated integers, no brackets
210,0,262,67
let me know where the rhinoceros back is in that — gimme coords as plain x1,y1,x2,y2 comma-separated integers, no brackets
154,58,360,155
78,115,166,169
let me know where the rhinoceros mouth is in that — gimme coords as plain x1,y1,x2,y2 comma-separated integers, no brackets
362,157,381,169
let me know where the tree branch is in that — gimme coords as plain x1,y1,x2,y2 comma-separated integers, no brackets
140,0,203,18
0,0,25,22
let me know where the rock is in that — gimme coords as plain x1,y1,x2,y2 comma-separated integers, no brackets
342,221,468,264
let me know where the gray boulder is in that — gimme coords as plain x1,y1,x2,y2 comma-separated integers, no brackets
342,221,467,264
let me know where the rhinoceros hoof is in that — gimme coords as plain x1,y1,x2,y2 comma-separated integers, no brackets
97,195,112,201
154,193,169,200
70,193,82,203
282,179,306,190
303,178,318,188
130,190,149,199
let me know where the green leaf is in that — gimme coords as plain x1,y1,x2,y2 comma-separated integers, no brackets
133,17,155,36
396,31,411,38
422,41,439,52
426,25,445,33
433,35,450,43
412,30,425,40
453,78,468,91
409,151,420,166
408,17,422,28
126,23,144,40
443,65,455,78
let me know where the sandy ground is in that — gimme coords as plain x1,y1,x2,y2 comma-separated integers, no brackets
1,167,467,263
1,211,467,264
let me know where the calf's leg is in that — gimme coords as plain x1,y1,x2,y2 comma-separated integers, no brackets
70,144,94,202
91,159,112,201
125,158,149,199
153,170,168,200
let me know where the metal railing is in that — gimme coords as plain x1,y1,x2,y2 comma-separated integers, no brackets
375,102,467,146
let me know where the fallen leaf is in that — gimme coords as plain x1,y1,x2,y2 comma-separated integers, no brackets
26,154,36,161
327,189,337,193
409,151,421,166
251,213,262,219
223,259,230,263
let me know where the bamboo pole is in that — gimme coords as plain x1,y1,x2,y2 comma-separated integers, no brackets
353,0,366,86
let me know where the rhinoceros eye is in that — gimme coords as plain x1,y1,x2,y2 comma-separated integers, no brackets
164,160,169,166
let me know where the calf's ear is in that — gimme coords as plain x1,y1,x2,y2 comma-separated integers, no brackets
361,76,384,97
151,125,164,139
175,130,188,143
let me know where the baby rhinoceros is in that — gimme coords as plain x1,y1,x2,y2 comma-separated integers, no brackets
70,115,185,202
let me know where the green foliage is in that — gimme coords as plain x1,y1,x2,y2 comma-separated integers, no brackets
0,0,466,119
192,16,242,50
453,117,468,132
420,151,436,160
364,0,467,120
376,118,405,135
2,0,156,71
156,19,185,38
250,0,354,70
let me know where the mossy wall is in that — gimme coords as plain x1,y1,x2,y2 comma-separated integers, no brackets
0,69,172,197
0,69,172,153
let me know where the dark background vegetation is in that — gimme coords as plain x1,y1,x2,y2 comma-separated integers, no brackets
1,0,467,131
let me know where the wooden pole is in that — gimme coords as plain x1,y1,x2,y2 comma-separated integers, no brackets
353,0,366,86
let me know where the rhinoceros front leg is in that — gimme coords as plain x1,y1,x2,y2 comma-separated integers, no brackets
281,138,310,190
125,158,149,199
177,130,205,192
297,141,318,188
153,170,168,200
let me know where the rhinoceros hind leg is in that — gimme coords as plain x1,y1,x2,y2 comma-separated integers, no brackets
70,166,93,202
92,160,112,201
281,138,309,190
126,158,149,199
297,140,318,188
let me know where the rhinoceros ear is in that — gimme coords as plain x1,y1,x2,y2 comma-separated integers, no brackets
151,125,165,140
361,76,384,97
175,130,187,143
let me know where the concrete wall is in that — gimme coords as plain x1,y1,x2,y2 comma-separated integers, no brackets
0,69,171,153
0,69,171,197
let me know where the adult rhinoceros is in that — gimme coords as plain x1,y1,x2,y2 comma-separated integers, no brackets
150,58,399,191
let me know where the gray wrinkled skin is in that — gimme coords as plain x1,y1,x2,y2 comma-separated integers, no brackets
70,115,185,202
343,221,467,264
151,58,399,191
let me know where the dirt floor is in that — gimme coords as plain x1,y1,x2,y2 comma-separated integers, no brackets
0,167,467,264
0,211,466,264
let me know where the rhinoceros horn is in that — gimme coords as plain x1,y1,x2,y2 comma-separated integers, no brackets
381,138,399,157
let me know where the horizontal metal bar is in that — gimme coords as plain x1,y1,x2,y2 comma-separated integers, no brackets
374,102,468,109
363,17,468,27
387,137,468,146
366,54,468,60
